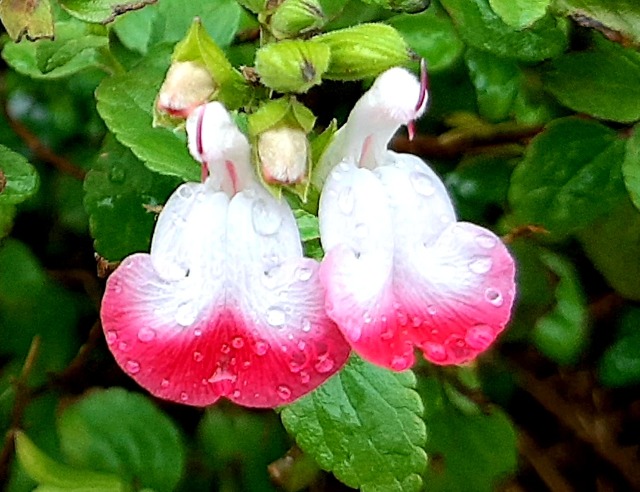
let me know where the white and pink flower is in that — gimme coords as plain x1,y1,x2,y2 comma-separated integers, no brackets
101,102,350,408
317,66,516,370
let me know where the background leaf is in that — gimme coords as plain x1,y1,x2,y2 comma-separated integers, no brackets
0,145,39,205
0,0,54,41
488,0,551,29
59,0,156,24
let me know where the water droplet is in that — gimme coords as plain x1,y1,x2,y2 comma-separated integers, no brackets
427,305,437,315
161,378,170,388
266,307,286,327
381,326,394,340
315,356,335,374
137,327,156,343
288,351,307,373
118,341,129,352
297,341,306,351
477,234,497,249
252,199,282,236
337,187,354,214
277,384,292,400
469,257,492,274
126,360,140,374
412,317,422,328
178,186,194,199
106,330,118,345
338,161,350,172
296,266,313,281
175,303,198,326
355,223,368,238
411,172,435,196
221,344,230,354
108,166,126,183
232,390,241,398
180,392,189,402
465,324,495,350
390,355,410,370
193,351,204,362
194,328,202,337
300,371,310,384
254,340,269,356
485,288,504,306
242,360,251,369
423,342,447,362
232,336,245,349
396,310,408,326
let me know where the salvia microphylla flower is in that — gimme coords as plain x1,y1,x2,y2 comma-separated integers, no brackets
100,102,350,408
317,66,516,371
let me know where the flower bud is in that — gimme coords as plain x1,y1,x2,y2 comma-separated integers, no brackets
255,40,330,93
156,61,215,118
270,0,326,39
258,126,309,184
312,23,411,81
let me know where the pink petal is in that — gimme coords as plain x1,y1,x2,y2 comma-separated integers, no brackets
102,185,350,408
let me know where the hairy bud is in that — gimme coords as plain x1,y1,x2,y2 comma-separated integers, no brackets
312,23,411,81
157,61,215,118
270,0,326,39
255,39,330,93
258,126,309,184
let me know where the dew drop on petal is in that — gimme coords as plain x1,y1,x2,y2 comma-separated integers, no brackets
232,390,241,398
180,392,189,402
390,355,410,371
427,305,437,315
301,318,312,332
469,257,492,275
254,339,269,356
178,186,194,199
296,266,313,281
221,344,231,354
106,330,118,345
193,351,204,362
194,328,203,337
465,324,495,350
252,199,282,236
381,326,394,340
232,336,245,349
485,288,504,307
277,384,292,400
315,356,335,374
300,371,310,384
137,327,156,343
266,307,286,327
337,187,355,214
297,340,306,351
412,317,422,328
477,234,497,249
288,351,307,373
126,360,140,374
411,172,435,196
423,342,447,362
118,341,129,352
242,360,251,369
175,302,198,326
161,378,170,388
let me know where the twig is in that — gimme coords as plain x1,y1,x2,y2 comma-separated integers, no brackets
518,429,574,492
0,336,41,483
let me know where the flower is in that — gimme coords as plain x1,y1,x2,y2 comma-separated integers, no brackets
317,66,516,370
101,102,350,408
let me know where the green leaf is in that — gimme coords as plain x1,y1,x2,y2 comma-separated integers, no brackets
0,204,16,239
509,117,627,236
0,0,53,41
440,0,568,62
554,0,640,45
59,0,155,24
57,388,186,492
0,145,39,205
578,199,640,301
599,308,640,387
96,45,200,181
488,0,551,29
622,124,640,211
84,137,179,260
113,3,157,54
544,36,640,123
532,251,589,365
281,356,427,492
2,20,110,79
15,432,126,491
387,8,464,73
293,209,320,242
420,378,518,492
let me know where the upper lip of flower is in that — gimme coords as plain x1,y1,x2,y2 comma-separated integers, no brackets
317,67,516,370
100,102,350,408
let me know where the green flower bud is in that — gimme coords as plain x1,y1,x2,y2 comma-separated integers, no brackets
270,0,326,39
312,23,411,81
255,40,330,93
156,61,215,118
258,126,309,184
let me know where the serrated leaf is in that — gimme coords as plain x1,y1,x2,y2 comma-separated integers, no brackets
387,8,464,73
488,0,550,29
420,378,517,492
0,0,53,41
281,356,427,492
15,432,125,491
84,137,179,260
440,0,568,62
544,36,640,123
113,3,157,54
578,199,640,301
59,0,155,24
96,45,199,181
554,0,640,44
509,117,627,236
2,20,109,79
623,124,640,211
532,251,589,365
57,388,185,492
0,145,39,205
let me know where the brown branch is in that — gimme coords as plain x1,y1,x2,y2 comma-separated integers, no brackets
0,336,41,483
518,429,575,492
